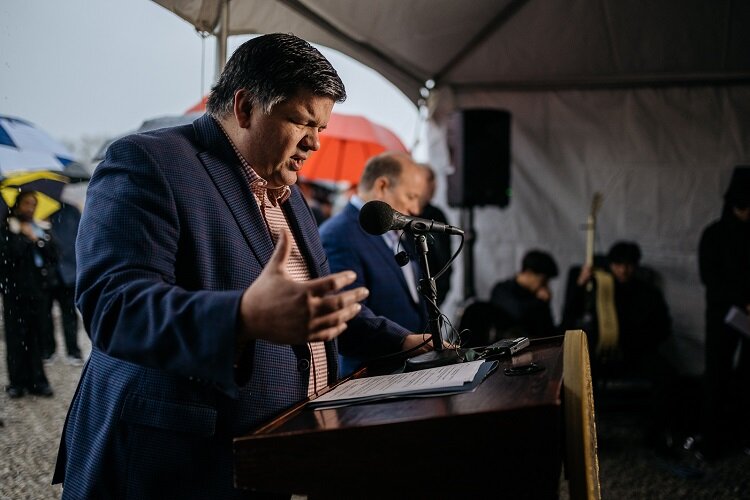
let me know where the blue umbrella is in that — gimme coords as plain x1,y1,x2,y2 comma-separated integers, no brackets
0,115,87,217
0,115,75,176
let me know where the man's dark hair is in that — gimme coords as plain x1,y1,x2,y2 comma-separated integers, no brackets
724,165,750,210
521,250,558,278
607,241,641,265
358,152,407,191
206,33,346,117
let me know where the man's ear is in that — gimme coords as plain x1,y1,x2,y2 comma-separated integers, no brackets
373,176,390,197
234,90,253,128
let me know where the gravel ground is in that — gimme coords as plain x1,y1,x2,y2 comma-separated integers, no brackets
2,305,749,499
594,405,750,499
1,304,90,500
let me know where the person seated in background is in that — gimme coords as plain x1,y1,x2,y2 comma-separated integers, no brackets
417,163,453,306
489,249,559,339
319,151,433,376
561,241,671,367
560,240,676,451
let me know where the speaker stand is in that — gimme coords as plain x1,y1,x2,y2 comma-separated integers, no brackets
461,207,476,300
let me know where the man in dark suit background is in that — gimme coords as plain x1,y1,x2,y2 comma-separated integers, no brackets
41,202,83,365
417,163,453,306
319,151,432,376
53,34,432,499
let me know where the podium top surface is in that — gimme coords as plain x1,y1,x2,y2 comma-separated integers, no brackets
233,336,565,496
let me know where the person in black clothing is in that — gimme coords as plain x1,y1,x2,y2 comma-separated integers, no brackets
418,164,453,306
561,241,676,450
40,203,83,365
1,191,55,398
560,241,672,365
698,165,750,458
489,249,559,339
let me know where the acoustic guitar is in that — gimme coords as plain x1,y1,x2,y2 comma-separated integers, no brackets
581,193,619,358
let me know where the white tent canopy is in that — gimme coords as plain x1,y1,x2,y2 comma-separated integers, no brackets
153,0,750,102
153,0,750,374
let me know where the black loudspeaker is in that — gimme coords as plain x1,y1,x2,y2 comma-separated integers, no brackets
446,109,511,208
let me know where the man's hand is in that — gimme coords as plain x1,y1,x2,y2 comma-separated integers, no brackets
401,333,454,354
535,285,551,302
401,333,432,355
238,230,369,345
20,222,37,241
576,265,593,286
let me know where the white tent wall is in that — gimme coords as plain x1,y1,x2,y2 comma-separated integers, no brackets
429,85,750,375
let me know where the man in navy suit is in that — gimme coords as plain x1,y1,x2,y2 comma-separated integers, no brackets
319,152,432,375
53,34,431,499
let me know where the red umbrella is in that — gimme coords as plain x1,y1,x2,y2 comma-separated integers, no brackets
185,98,407,185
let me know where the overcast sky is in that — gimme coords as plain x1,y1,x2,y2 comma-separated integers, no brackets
1,0,422,159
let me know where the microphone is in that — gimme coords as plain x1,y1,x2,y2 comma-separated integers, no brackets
359,200,464,236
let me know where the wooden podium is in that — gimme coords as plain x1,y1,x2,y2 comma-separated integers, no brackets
233,336,572,498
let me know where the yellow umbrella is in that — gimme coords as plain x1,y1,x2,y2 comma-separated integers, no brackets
1,170,70,220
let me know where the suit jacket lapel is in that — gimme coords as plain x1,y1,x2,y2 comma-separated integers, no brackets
192,115,276,267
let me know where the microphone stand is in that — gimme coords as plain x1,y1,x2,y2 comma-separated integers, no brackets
403,233,461,372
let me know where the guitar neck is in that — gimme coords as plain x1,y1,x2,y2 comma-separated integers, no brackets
585,214,595,268
585,192,603,269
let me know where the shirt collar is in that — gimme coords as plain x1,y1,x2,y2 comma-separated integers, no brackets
350,194,366,210
214,117,291,207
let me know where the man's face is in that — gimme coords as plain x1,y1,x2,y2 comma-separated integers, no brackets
382,161,427,216
734,205,750,223
241,89,334,188
16,194,37,221
610,262,636,284
420,171,436,210
526,272,549,293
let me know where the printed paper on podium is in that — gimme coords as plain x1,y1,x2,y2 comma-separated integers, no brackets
308,360,498,410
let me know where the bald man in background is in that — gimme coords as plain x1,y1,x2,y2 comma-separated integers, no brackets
319,152,432,375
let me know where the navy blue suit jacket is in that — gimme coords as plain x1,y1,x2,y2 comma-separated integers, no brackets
320,202,428,375
54,115,346,499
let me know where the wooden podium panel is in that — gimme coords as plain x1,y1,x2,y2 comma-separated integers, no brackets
233,336,565,499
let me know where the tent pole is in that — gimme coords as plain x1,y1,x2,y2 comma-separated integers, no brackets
214,0,230,82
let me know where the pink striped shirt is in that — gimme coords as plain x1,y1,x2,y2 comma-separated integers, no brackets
219,121,328,397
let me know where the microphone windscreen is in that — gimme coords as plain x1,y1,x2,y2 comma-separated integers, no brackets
359,200,394,235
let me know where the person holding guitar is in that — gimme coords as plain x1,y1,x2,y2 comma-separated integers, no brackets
567,241,672,367
561,240,676,452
